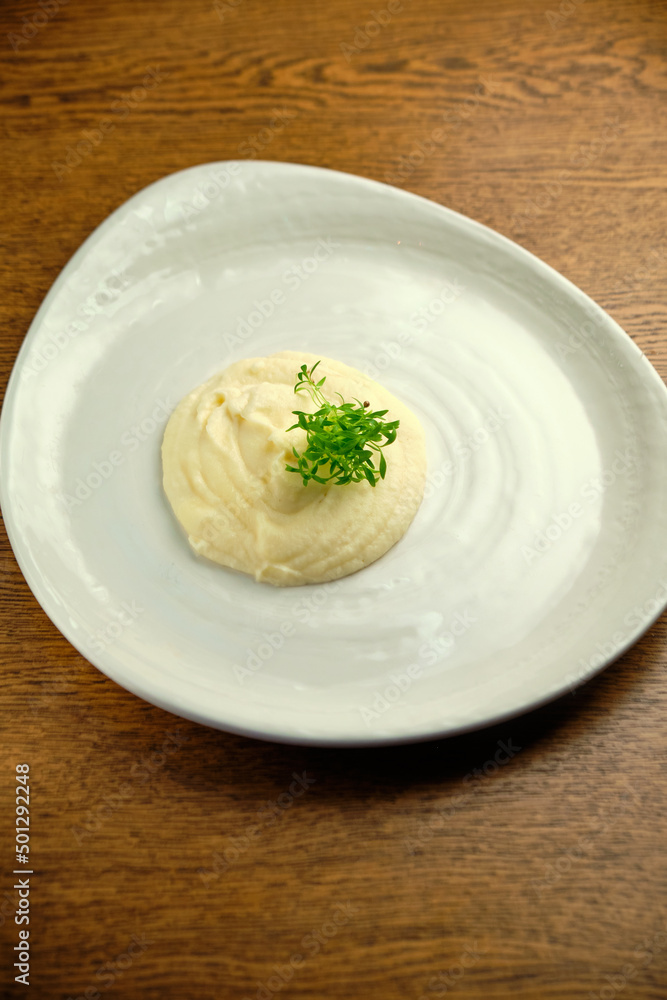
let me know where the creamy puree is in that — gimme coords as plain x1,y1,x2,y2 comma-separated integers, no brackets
162,351,426,586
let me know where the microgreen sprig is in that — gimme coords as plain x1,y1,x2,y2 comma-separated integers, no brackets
285,361,400,487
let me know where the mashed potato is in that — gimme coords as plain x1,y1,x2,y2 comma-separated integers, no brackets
162,351,426,586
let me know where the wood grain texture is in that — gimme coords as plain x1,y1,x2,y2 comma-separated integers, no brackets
1,0,666,998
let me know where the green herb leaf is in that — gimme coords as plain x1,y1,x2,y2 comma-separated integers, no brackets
285,362,400,487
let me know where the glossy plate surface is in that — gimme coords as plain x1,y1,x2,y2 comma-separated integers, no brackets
2,161,667,745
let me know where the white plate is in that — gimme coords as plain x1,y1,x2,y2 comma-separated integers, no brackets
2,161,667,746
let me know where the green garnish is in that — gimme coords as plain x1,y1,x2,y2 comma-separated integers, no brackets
285,361,400,487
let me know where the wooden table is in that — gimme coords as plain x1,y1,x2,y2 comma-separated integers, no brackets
2,1,666,997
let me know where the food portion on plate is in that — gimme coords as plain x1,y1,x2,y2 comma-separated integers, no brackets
161,351,426,586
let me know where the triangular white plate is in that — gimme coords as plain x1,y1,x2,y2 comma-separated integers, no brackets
2,161,667,745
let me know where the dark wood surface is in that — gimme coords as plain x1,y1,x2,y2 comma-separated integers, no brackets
2,1,667,998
